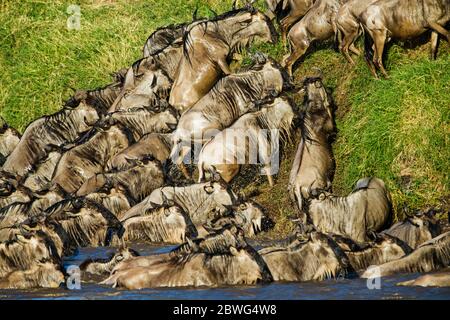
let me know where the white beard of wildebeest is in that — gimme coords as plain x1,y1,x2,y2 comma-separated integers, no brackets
169,8,277,112
170,59,286,170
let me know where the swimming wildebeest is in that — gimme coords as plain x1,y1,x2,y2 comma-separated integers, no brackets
169,7,278,111
360,0,450,78
362,231,450,278
266,0,317,43
382,209,442,249
118,205,198,244
52,125,133,194
397,269,450,287
2,103,100,178
76,158,165,203
108,58,173,113
171,56,291,176
101,225,273,289
259,231,349,281
0,118,21,166
282,0,344,76
343,234,412,273
44,197,124,249
106,133,172,172
0,227,64,289
80,247,140,276
0,260,65,289
307,177,392,243
288,77,335,217
335,0,377,64
197,96,295,186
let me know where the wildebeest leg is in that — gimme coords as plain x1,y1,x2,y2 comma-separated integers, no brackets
283,39,309,76
340,32,356,65
280,13,302,45
372,30,389,78
363,30,379,78
349,43,360,56
264,166,274,187
430,31,439,60
427,22,450,43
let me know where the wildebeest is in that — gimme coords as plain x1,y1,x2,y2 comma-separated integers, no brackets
44,197,124,249
76,158,165,203
382,210,442,249
397,269,450,287
101,225,272,289
80,247,140,276
106,133,172,172
86,188,131,218
307,177,392,243
362,231,450,278
259,231,349,281
266,0,317,43
198,201,266,238
52,125,133,194
119,205,197,244
343,234,412,273
108,106,177,141
171,57,291,175
197,96,295,185
2,103,100,178
360,0,450,77
108,58,173,113
282,0,344,76
0,190,63,241
0,118,21,166
335,0,377,64
0,260,64,289
120,182,237,226
143,22,187,57
169,7,278,111
288,77,335,217
0,227,64,289
22,151,62,193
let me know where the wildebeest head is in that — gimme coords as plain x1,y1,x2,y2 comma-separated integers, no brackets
80,247,140,276
301,77,335,135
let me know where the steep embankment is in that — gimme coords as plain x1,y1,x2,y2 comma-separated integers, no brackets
0,0,448,237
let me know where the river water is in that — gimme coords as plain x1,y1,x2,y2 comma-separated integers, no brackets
1,244,449,300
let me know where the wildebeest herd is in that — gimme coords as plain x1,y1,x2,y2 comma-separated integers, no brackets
0,1,449,291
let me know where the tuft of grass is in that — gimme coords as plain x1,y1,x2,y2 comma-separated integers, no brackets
0,0,448,234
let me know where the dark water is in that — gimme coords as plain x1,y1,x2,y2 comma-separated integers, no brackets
1,244,449,300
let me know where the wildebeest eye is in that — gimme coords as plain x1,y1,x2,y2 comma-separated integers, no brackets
318,193,326,201
239,203,247,210
314,81,322,88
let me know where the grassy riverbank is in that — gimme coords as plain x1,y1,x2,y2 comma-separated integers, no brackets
1,0,448,236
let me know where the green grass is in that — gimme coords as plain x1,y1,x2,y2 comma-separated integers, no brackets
1,0,448,234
